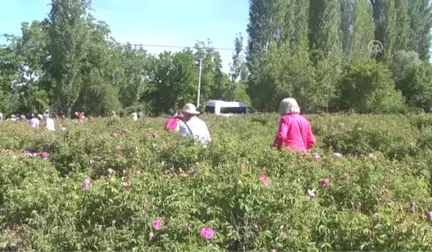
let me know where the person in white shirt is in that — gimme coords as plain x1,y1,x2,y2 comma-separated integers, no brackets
29,114,42,128
9,115,17,121
179,103,211,146
44,114,55,131
131,112,138,121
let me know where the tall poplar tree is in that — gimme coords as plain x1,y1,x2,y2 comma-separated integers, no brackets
393,0,410,53
351,0,375,61
370,0,396,61
47,0,91,115
407,0,432,60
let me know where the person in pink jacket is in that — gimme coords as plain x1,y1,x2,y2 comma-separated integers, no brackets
164,111,184,132
273,98,316,151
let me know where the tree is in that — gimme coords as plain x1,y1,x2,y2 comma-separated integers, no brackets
246,0,311,111
246,0,292,73
393,0,410,53
339,0,354,63
407,0,432,60
230,33,248,82
47,0,92,116
308,0,342,62
193,40,229,105
308,0,343,111
351,0,375,61
113,44,153,109
228,33,250,103
391,50,432,110
370,0,396,61
77,69,121,115
338,59,405,113
146,50,198,115
247,43,313,112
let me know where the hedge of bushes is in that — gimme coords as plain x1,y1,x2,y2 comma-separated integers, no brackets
2,114,432,251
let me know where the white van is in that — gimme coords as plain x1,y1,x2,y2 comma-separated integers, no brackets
204,100,248,116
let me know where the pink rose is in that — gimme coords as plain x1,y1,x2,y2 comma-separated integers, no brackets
81,178,91,190
152,219,162,230
321,178,329,185
260,175,270,187
200,227,214,239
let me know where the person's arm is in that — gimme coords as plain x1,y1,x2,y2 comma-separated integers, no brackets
306,123,316,150
273,117,288,149
203,124,211,142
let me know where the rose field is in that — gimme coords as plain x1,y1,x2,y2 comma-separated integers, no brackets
3,114,432,251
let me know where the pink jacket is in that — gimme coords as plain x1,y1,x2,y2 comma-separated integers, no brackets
165,117,181,132
273,113,316,151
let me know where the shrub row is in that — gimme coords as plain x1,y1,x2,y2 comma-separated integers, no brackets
1,114,432,251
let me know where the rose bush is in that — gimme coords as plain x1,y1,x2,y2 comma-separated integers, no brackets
1,114,432,250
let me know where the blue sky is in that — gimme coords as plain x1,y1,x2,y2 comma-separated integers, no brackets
0,0,250,72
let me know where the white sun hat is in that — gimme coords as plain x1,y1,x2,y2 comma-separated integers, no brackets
182,103,200,115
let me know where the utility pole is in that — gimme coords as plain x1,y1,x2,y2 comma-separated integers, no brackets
197,58,202,108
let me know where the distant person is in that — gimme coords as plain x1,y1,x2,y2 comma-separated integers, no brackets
273,98,316,151
29,114,42,128
111,111,117,118
8,115,17,121
44,114,55,131
75,112,84,120
165,111,184,132
57,111,64,119
0,112,3,121
179,103,211,145
131,112,138,121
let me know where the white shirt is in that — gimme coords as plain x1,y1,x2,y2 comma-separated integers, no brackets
131,112,138,121
179,116,211,145
29,118,40,128
46,118,55,131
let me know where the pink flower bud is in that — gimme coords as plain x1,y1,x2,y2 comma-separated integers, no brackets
321,178,329,185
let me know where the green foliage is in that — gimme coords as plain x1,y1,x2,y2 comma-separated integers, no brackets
47,0,92,115
1,114,432,250
407,0,432,60
247,44,314,112
370,0,396,61
391,51,432,111
1,0,432,116
337,60,405,113
230,81,251,106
